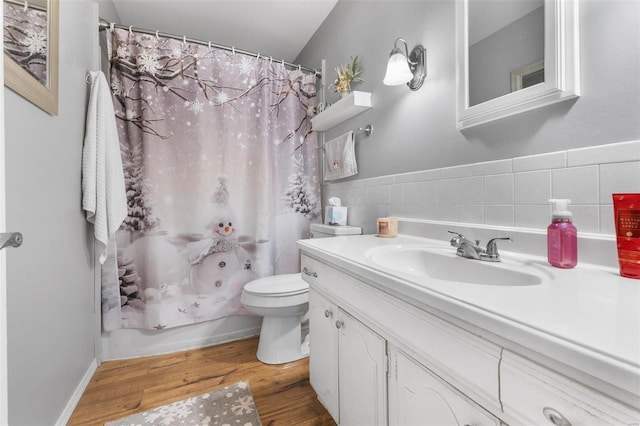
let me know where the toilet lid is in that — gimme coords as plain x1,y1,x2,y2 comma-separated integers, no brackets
243,273,308,297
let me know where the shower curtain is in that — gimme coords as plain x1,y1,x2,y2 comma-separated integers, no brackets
102,28,320,330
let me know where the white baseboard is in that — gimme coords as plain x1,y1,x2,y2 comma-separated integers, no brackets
56,359,97,426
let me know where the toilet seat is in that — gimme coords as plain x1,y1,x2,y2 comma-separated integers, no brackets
243,273,308,297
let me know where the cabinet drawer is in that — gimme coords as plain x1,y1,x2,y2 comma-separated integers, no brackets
501,350,640,425
301,254,502,413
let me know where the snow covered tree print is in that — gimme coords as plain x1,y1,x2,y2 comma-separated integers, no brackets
120,142,160,241
283,155,320,219
103,28,320,330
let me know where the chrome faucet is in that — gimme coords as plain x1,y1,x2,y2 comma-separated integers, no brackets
448,230,512,262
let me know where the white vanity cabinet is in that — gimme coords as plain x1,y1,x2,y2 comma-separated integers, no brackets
299,235,640,426
500,350,640,425
309,288,387,425
308,288,339,421
388,348,501,426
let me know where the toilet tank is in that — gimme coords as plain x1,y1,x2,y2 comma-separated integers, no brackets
309,223,362,239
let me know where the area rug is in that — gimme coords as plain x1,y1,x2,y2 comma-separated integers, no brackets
105,381,262,426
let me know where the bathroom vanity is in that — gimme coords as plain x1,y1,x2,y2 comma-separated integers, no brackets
297,229,640,425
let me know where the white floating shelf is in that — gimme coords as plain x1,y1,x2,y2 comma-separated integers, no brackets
311,91,372,131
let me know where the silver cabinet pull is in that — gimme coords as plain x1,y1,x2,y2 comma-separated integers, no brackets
335,320,344,329
543,407,571,426
0,232,22,251
324,309,332,318
302,267,317,278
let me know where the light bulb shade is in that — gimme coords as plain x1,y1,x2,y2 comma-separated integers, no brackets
383,51,413,86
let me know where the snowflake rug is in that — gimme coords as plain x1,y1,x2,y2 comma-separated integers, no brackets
104,381,261,426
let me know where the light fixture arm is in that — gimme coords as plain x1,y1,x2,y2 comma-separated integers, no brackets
384,37,427,91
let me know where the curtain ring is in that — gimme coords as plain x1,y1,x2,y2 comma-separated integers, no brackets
256,53,260,60
23,0,28,12
208,41,212,50
183,36,187,47
155,30,159,40
282,59,285,66
269,56,273,65
232,46,236,56
128,26,133,36
110,22,114,32
298,64,301,72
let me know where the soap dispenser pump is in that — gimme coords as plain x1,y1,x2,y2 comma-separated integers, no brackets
547,199,577,268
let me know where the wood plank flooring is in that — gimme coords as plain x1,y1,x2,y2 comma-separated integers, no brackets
68,337,336,426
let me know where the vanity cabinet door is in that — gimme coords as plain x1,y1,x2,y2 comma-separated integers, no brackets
388,347,500,426
338,308,387,426
308,288,339,422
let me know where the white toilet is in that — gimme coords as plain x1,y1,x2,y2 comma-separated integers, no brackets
241,223,361,364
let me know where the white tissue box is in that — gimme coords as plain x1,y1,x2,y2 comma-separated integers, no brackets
325,207,348,226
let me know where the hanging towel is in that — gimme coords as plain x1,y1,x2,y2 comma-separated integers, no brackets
323,131,358,181
82,71,127,264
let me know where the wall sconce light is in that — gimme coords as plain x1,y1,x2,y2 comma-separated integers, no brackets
382,38,426,90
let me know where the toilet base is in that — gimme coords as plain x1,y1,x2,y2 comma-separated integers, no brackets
256,315,309,364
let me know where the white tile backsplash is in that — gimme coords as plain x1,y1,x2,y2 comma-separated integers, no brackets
390,184,404,205
403,182,420,204
552,166,599,204
458,177,483,205
437,179,458,205
483,174,514,205
419,181,437,204
513,151,566,172
570,205,600,233
324,139,638,236
514,170,551,205
471,159,513,176
568,140,640,167
599,161,640,203
515,205,550,229
437,204,458,222
484,205,514,227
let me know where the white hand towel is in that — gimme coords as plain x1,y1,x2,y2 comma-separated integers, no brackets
82,71,127,264
323,131,357,181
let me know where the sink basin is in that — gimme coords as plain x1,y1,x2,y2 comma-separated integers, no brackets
364,245,542,286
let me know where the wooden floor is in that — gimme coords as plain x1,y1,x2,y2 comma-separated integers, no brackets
68,337,336,426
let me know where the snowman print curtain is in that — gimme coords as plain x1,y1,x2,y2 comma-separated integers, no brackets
102,28,321,330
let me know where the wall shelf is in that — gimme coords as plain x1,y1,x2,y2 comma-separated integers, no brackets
311,91,372,131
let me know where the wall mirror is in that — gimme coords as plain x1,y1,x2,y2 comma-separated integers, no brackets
3,0,58,115
456,0,579,130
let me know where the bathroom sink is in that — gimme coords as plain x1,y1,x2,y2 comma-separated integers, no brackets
364,245,542,286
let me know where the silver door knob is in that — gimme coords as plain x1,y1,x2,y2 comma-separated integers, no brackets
324,309,332,318
0,232,22,251
335,320,344,329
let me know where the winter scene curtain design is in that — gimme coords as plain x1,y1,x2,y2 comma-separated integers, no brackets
3,1,48,84
102,28,320,330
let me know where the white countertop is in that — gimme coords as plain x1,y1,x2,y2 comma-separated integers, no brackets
297,234,640,400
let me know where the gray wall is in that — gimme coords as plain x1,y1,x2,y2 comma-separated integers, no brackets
4,1,97,424
295,0,640,180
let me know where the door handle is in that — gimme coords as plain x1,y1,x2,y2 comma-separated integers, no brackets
0,232,23,251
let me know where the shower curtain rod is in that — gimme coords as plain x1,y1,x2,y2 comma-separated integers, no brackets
98,21,321,78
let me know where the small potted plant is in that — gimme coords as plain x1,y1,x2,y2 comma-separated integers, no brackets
330,56,364,97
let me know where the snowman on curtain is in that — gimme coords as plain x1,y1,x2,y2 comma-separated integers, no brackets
184,175,256,316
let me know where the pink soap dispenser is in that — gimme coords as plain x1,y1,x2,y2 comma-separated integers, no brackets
547,199,577,268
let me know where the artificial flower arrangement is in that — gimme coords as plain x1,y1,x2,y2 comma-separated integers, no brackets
330,56,364,95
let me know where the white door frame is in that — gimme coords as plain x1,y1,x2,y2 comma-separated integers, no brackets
0,6,9,423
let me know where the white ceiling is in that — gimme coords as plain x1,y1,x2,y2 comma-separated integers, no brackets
111,0,339,63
